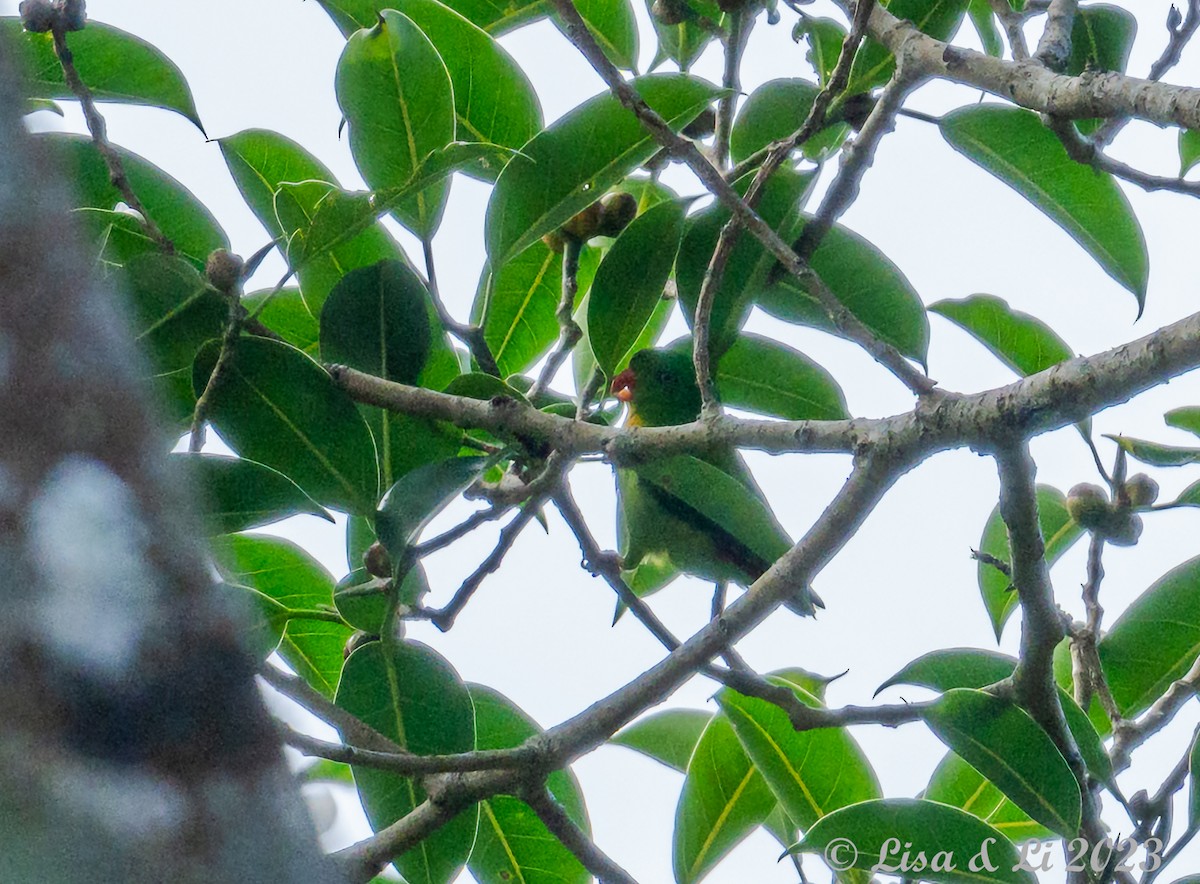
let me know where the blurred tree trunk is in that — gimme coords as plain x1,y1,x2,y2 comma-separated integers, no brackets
0,45,336,884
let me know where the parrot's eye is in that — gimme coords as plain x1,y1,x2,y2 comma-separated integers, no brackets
611,368,637,402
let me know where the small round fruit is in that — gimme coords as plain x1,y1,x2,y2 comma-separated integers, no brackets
363,541,392,579
560,201,602,241
1124,473,1160,508
651,0,686,25
597,191,638,237
343,630,379,660
19,0,56,31
682,107,717,140
542,230,566,253
1066,483,1111,532
205,248,244,294
1105,513,1143,547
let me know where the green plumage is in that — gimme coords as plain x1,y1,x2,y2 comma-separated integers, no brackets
615,348,820,616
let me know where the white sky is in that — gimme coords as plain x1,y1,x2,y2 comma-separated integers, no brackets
12,0,1200,880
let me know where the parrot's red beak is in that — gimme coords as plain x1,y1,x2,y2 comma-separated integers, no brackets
611,368,636,403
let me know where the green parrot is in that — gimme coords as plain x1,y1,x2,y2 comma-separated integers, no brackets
611,347,822,617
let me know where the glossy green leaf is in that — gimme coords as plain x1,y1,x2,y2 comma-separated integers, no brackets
42,133,228,270
218,129,409,314
215,534,350,697
486,73,721,266
1190,730,1200,833
674,714,776,884
1067,4,1136,75
74,207,160,272
1180,130,1200,176
480,241,601,377
676,167,816,359
588,200,685,376
468,685,590,884
320,260,432,385
124,253,225,374
555,0,639,71
968,0,1002,57
217,580,288,661
940,105,1148,304
1106,434,1200,466
24,97,63,116
1100,555,1200,716
795,17,846,86
847,0,970,95
3,18,203,130
646,0,723,71
193,337,379,515
719,675,880,833
444,373,530,404
924,689,1081,836
391,0,541,180
336,10,456,237
337,642,476,883
174,453,333,534
976,485,1083,639
315,0,547,35
758,215,931,366
714,334,849,421
334,566,431,633
1169,478,1200,509
243,287,319,356
930,295,1074,377
375,457,489,573
611,709,714,772
1166,406,1200,438
730,79,847,164
788,798,1035,883
301,758,356,785
925,752,1053,843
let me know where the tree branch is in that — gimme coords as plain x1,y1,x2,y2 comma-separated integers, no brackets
529,238,583,401
523,787,640,884
1033,0,1078,70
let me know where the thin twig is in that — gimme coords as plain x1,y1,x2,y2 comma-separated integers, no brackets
423,236,500,376
1050,117,1200,197
529,238,583,401
713,9,750,170
1033,0,1078,70
189,285,243,452
413,505,509,557
258,663,403,753
989,0,1029,60
522,787,639,884
49,23,174,253
1111,655,1200,772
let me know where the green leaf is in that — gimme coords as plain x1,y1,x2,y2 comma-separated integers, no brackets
1106,434,1200,467
976,485,1083,639
444,373,530,404
1166,406,1200,439
588,200,685,376
468,685,590,884
215,535,350,697
1190,730,1200,833
174,453,333,534
1170,478,1200,508
925,752,1054,843
218,128,408,315
611,709,714,772
788,798,1035,883
390,0,541,181
3,18,203,130
1180,130,1200,177
24,97,63,116
877,648,1017,695
315,0,547,35
968,0,1003,57
940,105,1148,305
336,10,456,237
758,215,931,366
193,337,379,516
41,133,228,270
74,207,160,272
929,295,1074,377
923,689,1081,837
555,0,640,71
243,287,320,356
676,167,817,359
480,241,600,377
634,454,792,569
217,580,289,660
124,253,226,374
320,260,432,385
486,73,721,266
847,0,970,95
713,334,849,421
794,17,846,87
1100,555,1200,717
375,457,489,574
730,79,848,164
335,566,431,633
336,642,477,883
674,714,776,884
718,675,880,833
1067,4,1136,75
